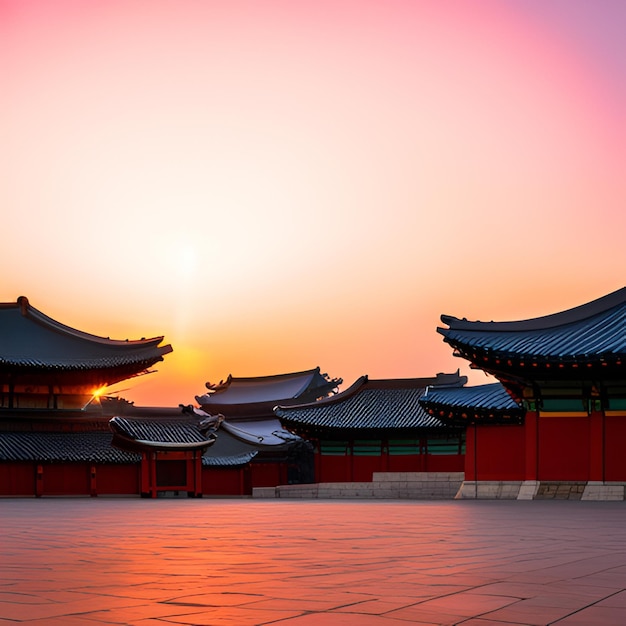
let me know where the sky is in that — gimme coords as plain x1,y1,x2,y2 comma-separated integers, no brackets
2,0,624,407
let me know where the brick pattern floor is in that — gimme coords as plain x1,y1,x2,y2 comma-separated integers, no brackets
1,499,626,625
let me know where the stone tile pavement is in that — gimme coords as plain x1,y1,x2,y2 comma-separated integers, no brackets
1,498,626,625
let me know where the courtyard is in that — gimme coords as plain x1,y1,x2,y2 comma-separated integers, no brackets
1,499,626,625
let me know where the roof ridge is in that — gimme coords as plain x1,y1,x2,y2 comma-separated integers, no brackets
11,296,167,346
275,376,369,412
440,286,626,332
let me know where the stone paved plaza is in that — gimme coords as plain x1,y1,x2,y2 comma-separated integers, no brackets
1,499,626,625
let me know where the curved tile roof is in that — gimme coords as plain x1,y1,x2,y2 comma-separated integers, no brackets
202,451,258,467
221,419,302,447
0,296,172,371
275,373,466,432
438,287,626,363
109,417,211,444
419,383,524,425
201,427,268,467
196,368,341,405
0,428,259,468
0,431,139,463
108,416,219,453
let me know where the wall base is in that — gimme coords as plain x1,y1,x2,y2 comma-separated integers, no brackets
582,482,626,501
253,472,464,499
455,480,626,501
455,481,523,499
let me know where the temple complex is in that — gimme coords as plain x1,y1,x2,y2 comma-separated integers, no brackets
0,297,267,497
429,286,626,499
2,288,624,500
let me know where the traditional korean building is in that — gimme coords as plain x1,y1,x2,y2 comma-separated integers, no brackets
109,412,221,498
274,372,468,483
106,405,298,498
0,296,259,497
0,296,171,496
195,368,342,418
0,410,141,497
434,287,626,499
0,400,267,498
419,382,525,494
0,296,173,409
194,368,342,487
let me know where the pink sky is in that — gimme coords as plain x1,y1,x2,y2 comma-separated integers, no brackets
2,0,624,406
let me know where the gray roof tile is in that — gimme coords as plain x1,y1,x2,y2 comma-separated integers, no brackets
195,368,342,416
275,375,466,432
438,287,626,363
109,417,210,444
0,431,139,463
419,383,524,424
0,297,172,371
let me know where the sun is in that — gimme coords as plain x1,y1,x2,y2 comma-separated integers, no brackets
92,385,108,399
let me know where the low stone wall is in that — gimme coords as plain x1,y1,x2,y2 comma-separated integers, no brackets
582,482,625,501
254,476,626,501
253,472,464,500
455,480,626,501
455,481,523,500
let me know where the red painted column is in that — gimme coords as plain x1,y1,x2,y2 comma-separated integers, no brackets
141,454,150,496
194,452,203,497
314,450,321,483
36,464,44,497
349,440,354,482
185,454,193,494
150,453,157,498
525,411,539,480
589,408,605,482
464,425,476,481
90,465,97,497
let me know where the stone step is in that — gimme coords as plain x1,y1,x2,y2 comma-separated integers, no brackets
253,472,465,499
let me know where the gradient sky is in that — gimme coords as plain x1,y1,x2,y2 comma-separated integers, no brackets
2,0,624,406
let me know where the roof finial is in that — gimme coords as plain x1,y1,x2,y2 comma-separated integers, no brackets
17,296,29,315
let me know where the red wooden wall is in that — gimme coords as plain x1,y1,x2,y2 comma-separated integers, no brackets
603,415,626,481
95,465,140,494
315,452,464,483
0,463,140,496
469,413,626,483
0,463,34,495
466,425,525,481
538,416,590,481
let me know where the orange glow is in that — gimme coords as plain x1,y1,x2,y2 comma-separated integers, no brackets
92,385,108,398
2,1,624,406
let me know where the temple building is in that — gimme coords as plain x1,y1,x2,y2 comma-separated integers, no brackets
274,372,468,483
195,368,342,417
194,368,343,487
430,286,626,499
0,296,171,496
0,296,172,410
0,297,272,497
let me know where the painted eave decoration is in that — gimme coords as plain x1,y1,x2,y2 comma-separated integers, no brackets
419,382,524,426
